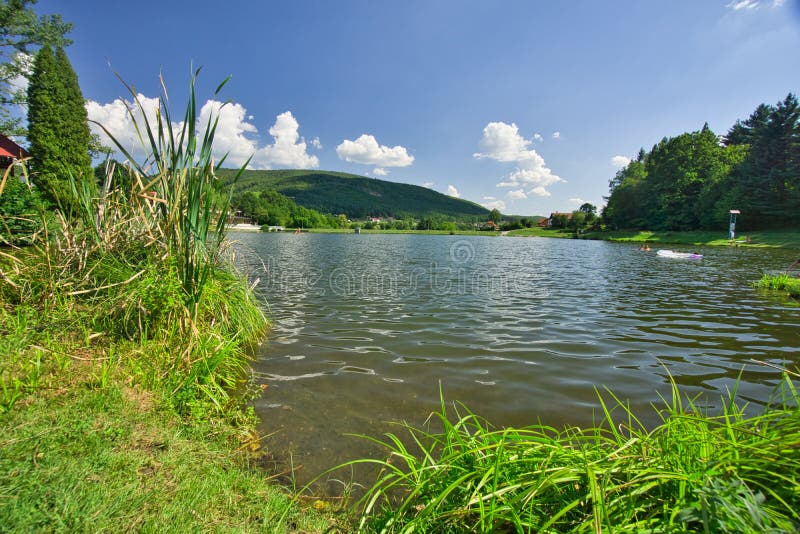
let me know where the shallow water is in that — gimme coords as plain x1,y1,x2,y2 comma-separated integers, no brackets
230,232,799,485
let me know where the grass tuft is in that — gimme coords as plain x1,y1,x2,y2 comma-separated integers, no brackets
336,375,800,533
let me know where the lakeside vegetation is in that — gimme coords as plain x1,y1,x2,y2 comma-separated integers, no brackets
1,47,330,530
603,94,799,233
340,375,800,532
754,273,800,299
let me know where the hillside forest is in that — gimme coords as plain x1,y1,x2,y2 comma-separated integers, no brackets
602,94,799,231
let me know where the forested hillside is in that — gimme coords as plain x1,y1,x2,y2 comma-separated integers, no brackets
217,169,490,220
603,94,799,231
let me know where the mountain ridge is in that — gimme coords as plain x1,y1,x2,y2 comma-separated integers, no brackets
216,168,490,220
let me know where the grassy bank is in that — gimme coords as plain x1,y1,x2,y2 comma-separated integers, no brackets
1,75,330,531
506,227,800,249
340,377,800,532
0,331,328,531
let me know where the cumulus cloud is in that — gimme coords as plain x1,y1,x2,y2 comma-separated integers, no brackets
530,186,551,197
482,199,506,211
336,134,414,168
87,93,165,158
88,97,319,169
507,189,527,200
552,131,561,140
446,185,460,198
474,121,563,197
372,167,388,176
197,100,259,168
310,137,322,149
421,181,434,188
569,197,589,206
533,133,543,142
255,111,319,169
611,155,631,168
473,121,538,163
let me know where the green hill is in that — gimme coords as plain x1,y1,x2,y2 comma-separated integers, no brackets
216,169,489,220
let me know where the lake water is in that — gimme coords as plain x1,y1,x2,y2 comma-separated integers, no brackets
230,232,799,486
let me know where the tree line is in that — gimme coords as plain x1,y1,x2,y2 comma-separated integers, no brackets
603,94,799,231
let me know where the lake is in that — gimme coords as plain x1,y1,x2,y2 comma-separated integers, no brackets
231,232,799,486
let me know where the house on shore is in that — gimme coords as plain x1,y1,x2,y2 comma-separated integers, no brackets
545,212,573,227
0,134,29,172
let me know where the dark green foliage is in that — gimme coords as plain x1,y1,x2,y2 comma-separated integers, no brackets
0,0,72,135
232,188,335,228
218,168,490,221
604,94,799,231
0,169,45,245
26,45,93,211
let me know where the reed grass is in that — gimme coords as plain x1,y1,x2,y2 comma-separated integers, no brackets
335,376,800,532
0,70,267,416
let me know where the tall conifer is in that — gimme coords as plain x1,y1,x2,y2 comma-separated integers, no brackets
26,45,92,210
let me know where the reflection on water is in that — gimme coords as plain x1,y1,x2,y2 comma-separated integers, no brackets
230,232,799,485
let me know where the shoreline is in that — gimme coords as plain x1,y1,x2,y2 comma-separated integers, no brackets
234,227,800,249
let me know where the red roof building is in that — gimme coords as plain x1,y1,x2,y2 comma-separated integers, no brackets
0,134,29,170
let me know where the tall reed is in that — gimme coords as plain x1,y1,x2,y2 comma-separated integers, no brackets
91,68,250,316
0,71,267,416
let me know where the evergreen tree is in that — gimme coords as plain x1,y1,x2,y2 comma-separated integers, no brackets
54,46,92,178
0,0,72,135
26,45,92,210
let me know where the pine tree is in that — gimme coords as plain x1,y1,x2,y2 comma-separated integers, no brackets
26,45,92,210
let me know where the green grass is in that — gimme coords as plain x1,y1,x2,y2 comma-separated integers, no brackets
336,377,800,533
0,380,330,532
579,229,800,249
506,227,577,238
754,273,800,299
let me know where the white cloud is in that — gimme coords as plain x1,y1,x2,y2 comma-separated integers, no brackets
372,167,388,176
336,134,414,168
482,199,506,211
255,111,319,169
3,52,33,94
483,195,497,200
530,186,551,197
87,93,166,159
611,155,631,168
473,121,538,163
88,97,319,170
507,189,527,200
310,137,322,149
726,0,760,9
552,131,561,140
446,185,460,198
568,197,589,206
198,100,259,168
475,121,563,197
533,133,543,142
421,181,434,188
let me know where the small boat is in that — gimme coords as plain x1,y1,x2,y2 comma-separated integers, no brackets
657,249,703,260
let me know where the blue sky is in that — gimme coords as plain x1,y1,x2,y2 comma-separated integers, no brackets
34,0,800,216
